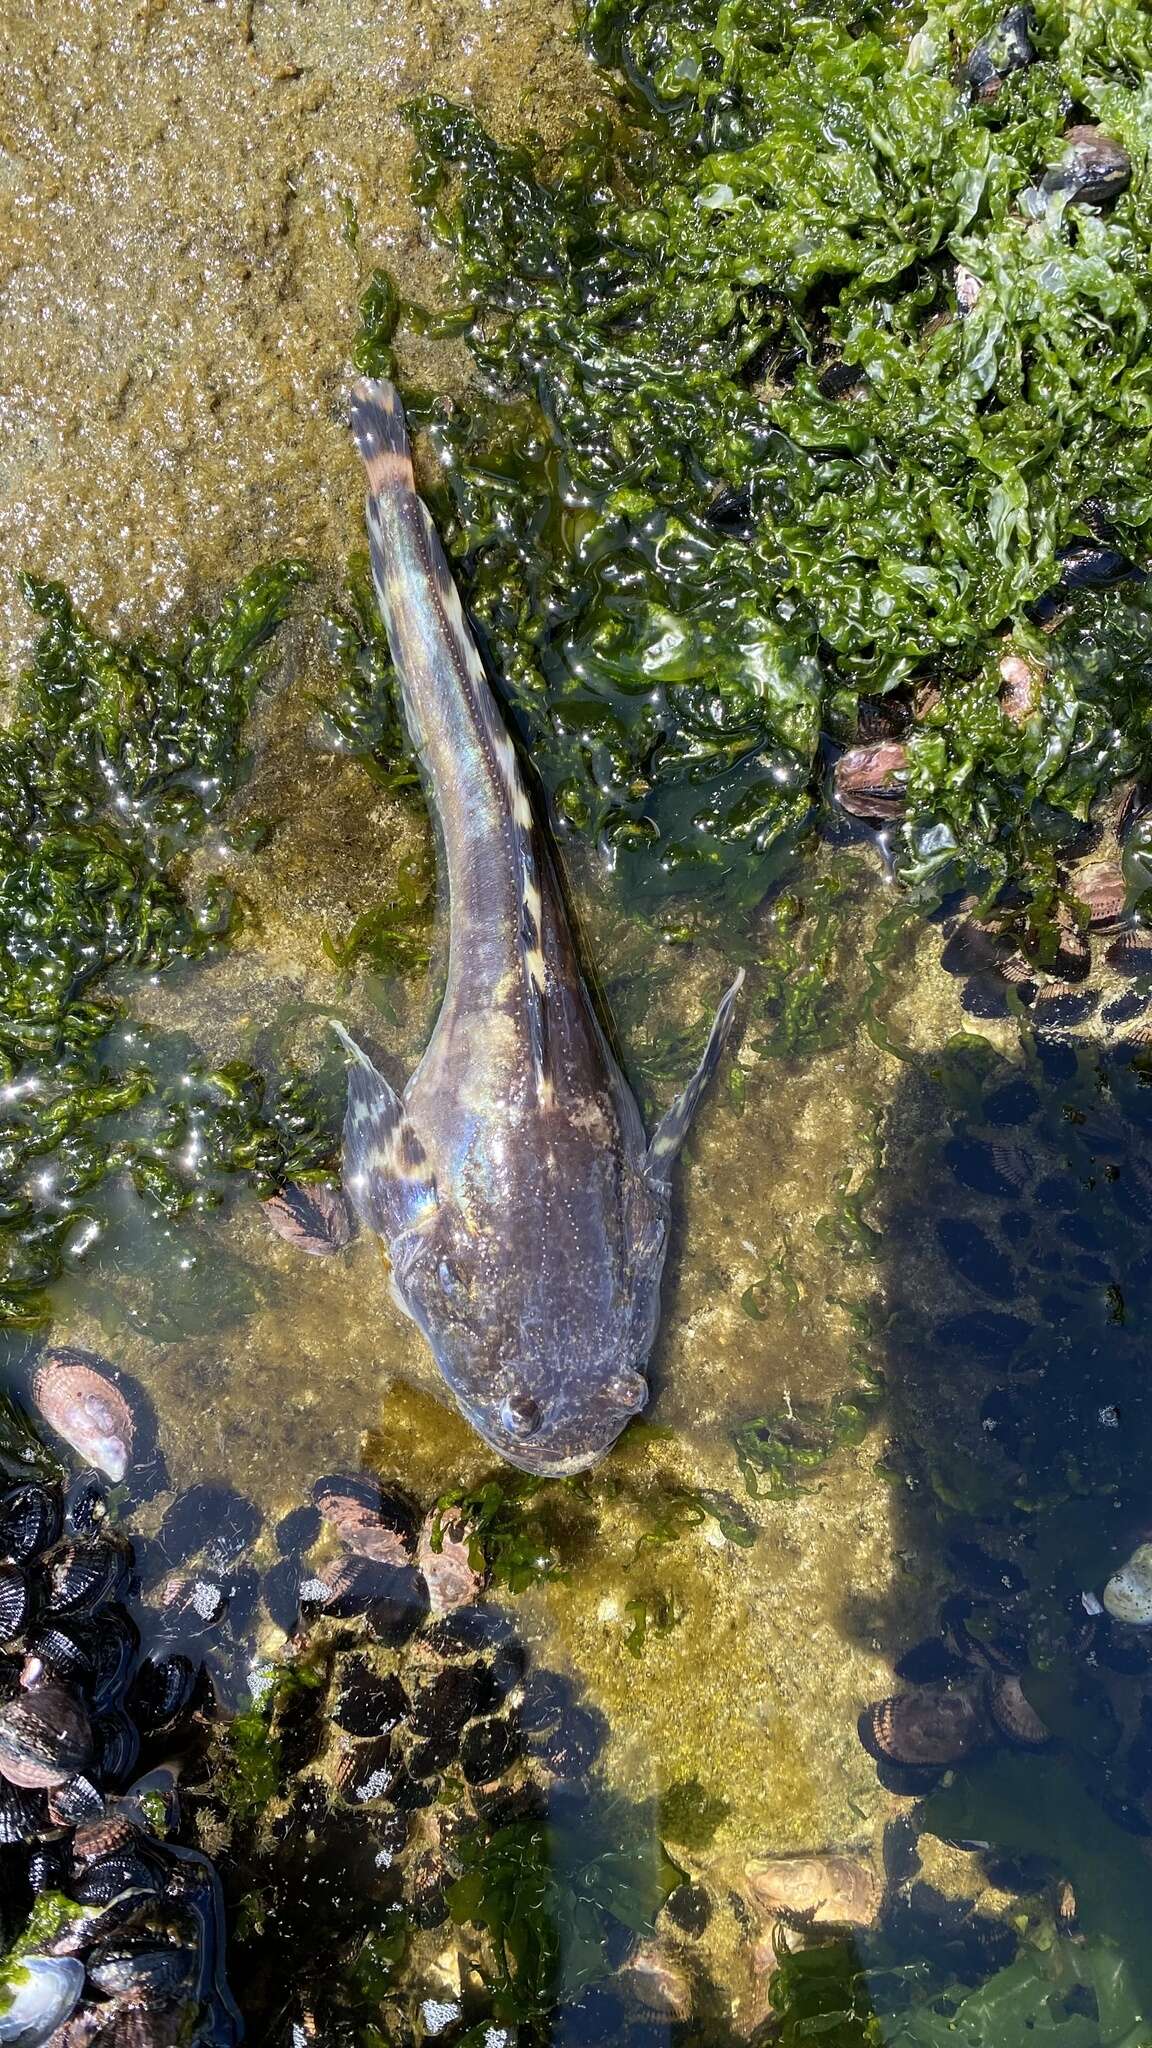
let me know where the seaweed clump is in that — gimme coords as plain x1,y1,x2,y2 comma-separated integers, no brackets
376,0,1152,913
0,565,335,1327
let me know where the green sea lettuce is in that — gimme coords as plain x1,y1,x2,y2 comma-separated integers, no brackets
387,0,1152,906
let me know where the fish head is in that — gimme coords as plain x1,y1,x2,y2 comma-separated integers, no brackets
392,1174,670,1475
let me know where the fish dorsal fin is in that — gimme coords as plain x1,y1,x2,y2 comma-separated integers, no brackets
408,493,553,1108
332,1022,437,1237
352,378,553,1111
645,970,745,1182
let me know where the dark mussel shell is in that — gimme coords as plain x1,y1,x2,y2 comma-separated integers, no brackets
536,1704,607,1778
88,1610,140,1710
517,1667,575,1733
0,1777,47,1843
459,1715,522,1786
322,1559,428,1645
833,740,908,820
335,1735,396,1806
262,1182,353,1256
128,1653,198,1733
384,1764,436,1813
663,1883,713,1937
262,1555,305,1634
312,1473,418,1566
65,1472,109,1537
152,1573,229,1639
43,1537,128,1618
23,1622,95,1686
966,4,1035,95
0,1482,63,1564
939,1593,1026,1673
87,1941,196,2001
72,1814,141,1865
92,1709,140,1785
894,1638,969,1686
408,1663,483,1741
860,1683,987,1771
422,1604,515,1656
409,1729,460,1779
72,1846,162,1906
158,1483,262,1573
1043,126,1132,208
986,1674,1050,1749
275,1504,321,1555
28,1836,72,1890
331,1660,409,1739
0,1561,29,1645
0,1682,92,1787
48,1771,105,1825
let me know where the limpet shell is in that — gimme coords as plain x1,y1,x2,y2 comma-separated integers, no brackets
416,1510,485,1614
33,1349,134,1483
743,1852,880,1930
1102,1541,1152,1627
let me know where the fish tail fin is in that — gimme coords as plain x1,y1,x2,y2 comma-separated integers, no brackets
350,378,415,497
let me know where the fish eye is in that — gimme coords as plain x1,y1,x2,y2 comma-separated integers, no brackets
500,1389,543,1438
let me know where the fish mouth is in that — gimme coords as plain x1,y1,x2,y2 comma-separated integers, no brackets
464,1411,630,1478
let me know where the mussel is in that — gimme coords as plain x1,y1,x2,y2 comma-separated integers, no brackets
261,1182,353,1256
1042,126,1132,208
0,1955,85,2047
833,741,908,820
859,1683,987,1771
0,1683,92,1789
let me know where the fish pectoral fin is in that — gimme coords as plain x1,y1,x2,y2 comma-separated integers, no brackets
332,1022,437,1236
644,968,745,1181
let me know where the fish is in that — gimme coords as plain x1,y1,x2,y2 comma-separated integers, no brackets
337,377,743,1476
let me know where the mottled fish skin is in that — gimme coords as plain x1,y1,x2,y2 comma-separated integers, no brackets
339,378,743,1475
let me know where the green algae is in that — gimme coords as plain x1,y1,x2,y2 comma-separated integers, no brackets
0,562,341,1327
447,1796,681,2020
361,0,1152,916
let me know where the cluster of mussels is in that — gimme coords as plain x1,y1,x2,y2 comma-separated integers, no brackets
219,1473,710,2045
0,1455,240,2048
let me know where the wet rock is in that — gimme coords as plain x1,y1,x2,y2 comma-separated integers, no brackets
662,1882,712,1936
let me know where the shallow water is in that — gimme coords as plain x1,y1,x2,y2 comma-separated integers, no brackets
4,2,1152,2043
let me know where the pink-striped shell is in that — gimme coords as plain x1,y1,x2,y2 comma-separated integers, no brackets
33,1349,134,1483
